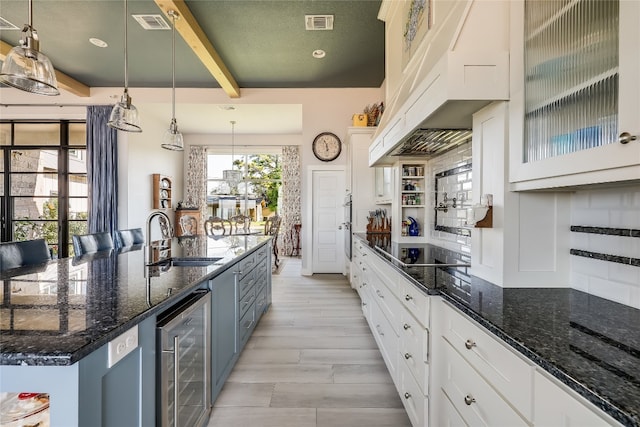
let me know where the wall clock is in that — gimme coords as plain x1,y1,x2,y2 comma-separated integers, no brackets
312,132,342,162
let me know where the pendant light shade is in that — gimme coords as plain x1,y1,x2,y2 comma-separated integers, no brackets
108,0,142,132
161,10,184,151
0,0,59,96
223,121,242,185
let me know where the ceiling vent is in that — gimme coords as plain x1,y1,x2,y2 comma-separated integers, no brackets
132,14,170,30
305,15,334,30
0,16,19,30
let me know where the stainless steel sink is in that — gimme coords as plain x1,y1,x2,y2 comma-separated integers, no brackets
154,257,224,267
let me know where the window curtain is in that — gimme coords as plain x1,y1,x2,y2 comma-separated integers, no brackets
280,146,301,256
184,146,208,224
86,106,118,235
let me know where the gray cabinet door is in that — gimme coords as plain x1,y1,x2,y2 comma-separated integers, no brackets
211,267,238,399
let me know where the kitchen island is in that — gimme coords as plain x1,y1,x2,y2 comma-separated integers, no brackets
354,233,640,427
0,234,272,427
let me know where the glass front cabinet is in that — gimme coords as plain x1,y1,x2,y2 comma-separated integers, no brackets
509,0,639,190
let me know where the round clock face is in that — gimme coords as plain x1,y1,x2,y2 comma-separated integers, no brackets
312,132,342,162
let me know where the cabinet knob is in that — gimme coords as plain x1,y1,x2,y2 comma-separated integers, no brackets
376,290,384,298
403,323,411,330
404,353,412,360
405,294,413,301
362,302,367,306
464,395,476,406
619,132,638,144
362,253,367,256
362,282,367,287
404,392,411,399
465,339,476,350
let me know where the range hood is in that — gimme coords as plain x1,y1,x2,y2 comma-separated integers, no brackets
369,0,511,166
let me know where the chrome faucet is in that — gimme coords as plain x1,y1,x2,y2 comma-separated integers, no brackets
145,210,173,264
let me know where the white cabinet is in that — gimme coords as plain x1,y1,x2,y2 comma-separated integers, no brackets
375,166,394,204
347,127,377,232
509,0,640,190
534,372,621,427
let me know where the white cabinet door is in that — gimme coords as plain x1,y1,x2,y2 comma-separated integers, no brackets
375,166,394,204
534,372,621,427
509,0,640,190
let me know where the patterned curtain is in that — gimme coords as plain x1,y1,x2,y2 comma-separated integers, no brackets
280,146,301,256
184,146,208,224
86,106,118,235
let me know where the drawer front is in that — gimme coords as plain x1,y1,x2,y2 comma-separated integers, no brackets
441,339,528,427
370,252,402,297
370,301,399,383
439,390,470,427
238,251,257,280
441,303,533,420
255,283,268,318
401,279,430,328
238,268,257,299
239,301,256,348
370,273,402,336
239,286,256,318
399,310,429,394
398,358,428,427
255,243,269,261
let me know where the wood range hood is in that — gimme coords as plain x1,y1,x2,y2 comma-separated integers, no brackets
369,0,512,166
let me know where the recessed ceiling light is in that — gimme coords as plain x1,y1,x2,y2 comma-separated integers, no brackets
89,38,108,48
312,49,326,59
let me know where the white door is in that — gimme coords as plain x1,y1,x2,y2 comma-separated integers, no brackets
312,170,345,273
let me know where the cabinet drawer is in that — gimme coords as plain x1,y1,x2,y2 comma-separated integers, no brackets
370,273,402,336
239,302,256,348
439,390,469,427
370,301,399,384
441,339,528,427
238,251,258,280
398,357,428,427
441,303,533,420
400,279,430,328
255,243,269,261
255,283,268,318
238,268,257,299
370,253,402,298
399,310,429,394
239,287,256,319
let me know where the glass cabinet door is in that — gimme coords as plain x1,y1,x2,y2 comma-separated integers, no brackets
523,0,619,163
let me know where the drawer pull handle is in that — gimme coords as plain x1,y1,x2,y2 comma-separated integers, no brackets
403,323,411,330
376,325,384,336
376,290,384,298
404,353,412,360
465,339,476,350
464,395,476,405
362,267,367,271
405,294,413,301
362,253,367,256
404,392,411,400
362,282,367,286
362,302,367,306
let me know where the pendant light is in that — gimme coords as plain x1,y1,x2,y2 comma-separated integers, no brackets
0,0,59,96
161,10,184,151
223,121,242,186
108,0,142,132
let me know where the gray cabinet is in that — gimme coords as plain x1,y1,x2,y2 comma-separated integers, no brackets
78,316,156,427
211,267,238,399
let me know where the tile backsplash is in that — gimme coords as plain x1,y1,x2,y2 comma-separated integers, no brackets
426,142,473,254
570,186,640,309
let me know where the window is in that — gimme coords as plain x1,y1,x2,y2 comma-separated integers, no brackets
207,148,281,228
0,121,88,258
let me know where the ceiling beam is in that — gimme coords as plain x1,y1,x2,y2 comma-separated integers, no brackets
155,0,241,98
0,41,91,98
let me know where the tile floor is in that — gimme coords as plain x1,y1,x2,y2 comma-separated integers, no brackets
206,257,412,427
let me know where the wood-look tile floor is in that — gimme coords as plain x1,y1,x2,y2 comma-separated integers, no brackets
207,258,412,427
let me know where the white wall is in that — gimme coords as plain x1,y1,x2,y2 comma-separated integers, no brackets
570,186,640,308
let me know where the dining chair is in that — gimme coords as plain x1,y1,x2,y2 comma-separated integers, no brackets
230,215,252,234
204,217,229,236
263,215,282,268
115,228,144,248
72,232,115,256
0,239,51,271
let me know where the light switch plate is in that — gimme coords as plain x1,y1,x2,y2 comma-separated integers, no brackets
107,325,139,368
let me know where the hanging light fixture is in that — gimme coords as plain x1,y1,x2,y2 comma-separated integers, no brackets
223,121,242,186
108,0,142,132
0,0,59,96
161,10,184,151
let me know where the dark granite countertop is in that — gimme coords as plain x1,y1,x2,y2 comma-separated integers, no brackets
354,233,640,426
0,235,271,366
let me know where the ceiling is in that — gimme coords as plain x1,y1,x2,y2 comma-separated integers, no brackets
0,0,384,132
